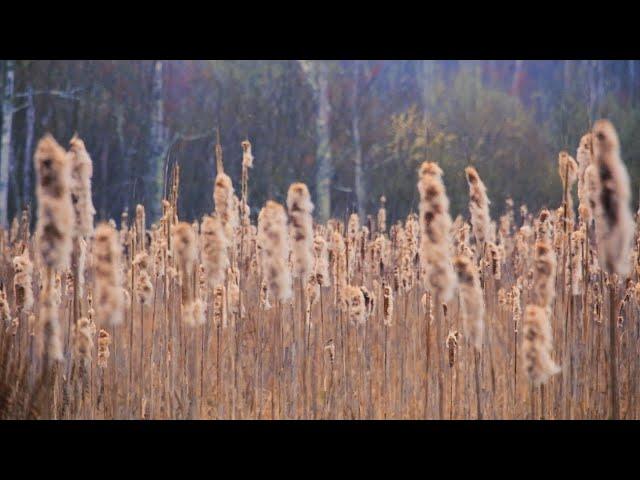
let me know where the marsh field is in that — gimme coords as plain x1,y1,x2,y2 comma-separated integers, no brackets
0,60,639,419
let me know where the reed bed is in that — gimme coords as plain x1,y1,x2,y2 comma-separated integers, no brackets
0,122,639,420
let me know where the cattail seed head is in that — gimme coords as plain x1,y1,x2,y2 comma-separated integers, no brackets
465,166,491,249
97,329,111,368
34,134,74,270
257,201,292,302
522,305,560,385
286,183,314,279
94,223,124,325
418,161,456,302
68,135,96,238
12,249,34,314
592,119,635,276
532,240,556,309
453,254,484,350
241,140,254,169
201,215,229,287
377,195,387,234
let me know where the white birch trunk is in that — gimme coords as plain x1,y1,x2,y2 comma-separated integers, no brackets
299,60,332,222
148,60,166,222
0,60,15,226
22,83,35,210
352,63,366,220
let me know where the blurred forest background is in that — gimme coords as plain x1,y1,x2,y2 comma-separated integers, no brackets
0,60,638,227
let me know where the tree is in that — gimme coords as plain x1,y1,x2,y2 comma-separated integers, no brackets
147,60,166,223
0,60,15,226
299,60,332,222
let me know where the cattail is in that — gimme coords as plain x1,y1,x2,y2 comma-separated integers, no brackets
512,285,522,332
214,172,237,243
74,317,94,365
313,233,330,287
418,162,456,303
536,209,552,243
93,223,124,326
453,255,484,350
97,329,111,368
330,229,347,303
347,213,360,279
570,229,585,295
135,204,146,252
133,252,154,305
344,285,366,325
287,183,315,279
241,139,254,169
0,284,10,325
382,282,394,326
465,166,491,250
68,134,96,237
532,240,556,309
201,215,228,287
377,195,387,234
305,274,320,325
34,134,74,270
34,145,73,364
522,305,560,385
172,222,199,325
558,151,578,229
591,119,635,276
486,241,502,280
76,237,87,298
446,330,460,368
259,280,271,310
39,276,63,362
576,133,593,225
257,201,292,302
12,248,34,315
360,285,375,319
213,284,228,327
227,266,243,318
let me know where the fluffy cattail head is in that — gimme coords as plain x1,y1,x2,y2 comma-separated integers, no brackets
558,151,578,188
592,119,635,276
532,240,556,309
522,305,560,385
34,134,74,270
214,172,237,241
242,140,254,169
453,254,484,350
465,166,491,249
286,182,315,279
94,222,124,325
258,200,292,302
377,196,387,233
344,285,366,324
172,222,197,269
201,215,229,287
68,134,96,237
12,249,34,314
35,134,71,200
418,161,456,302
97,329,111,368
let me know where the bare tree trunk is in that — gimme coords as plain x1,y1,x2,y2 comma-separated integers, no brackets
299,61,332,222
148,60,166,223
0,60,15,226
352,63,366,220
23,84,35,210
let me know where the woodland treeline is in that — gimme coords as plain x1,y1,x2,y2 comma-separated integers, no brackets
0,60,638,227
